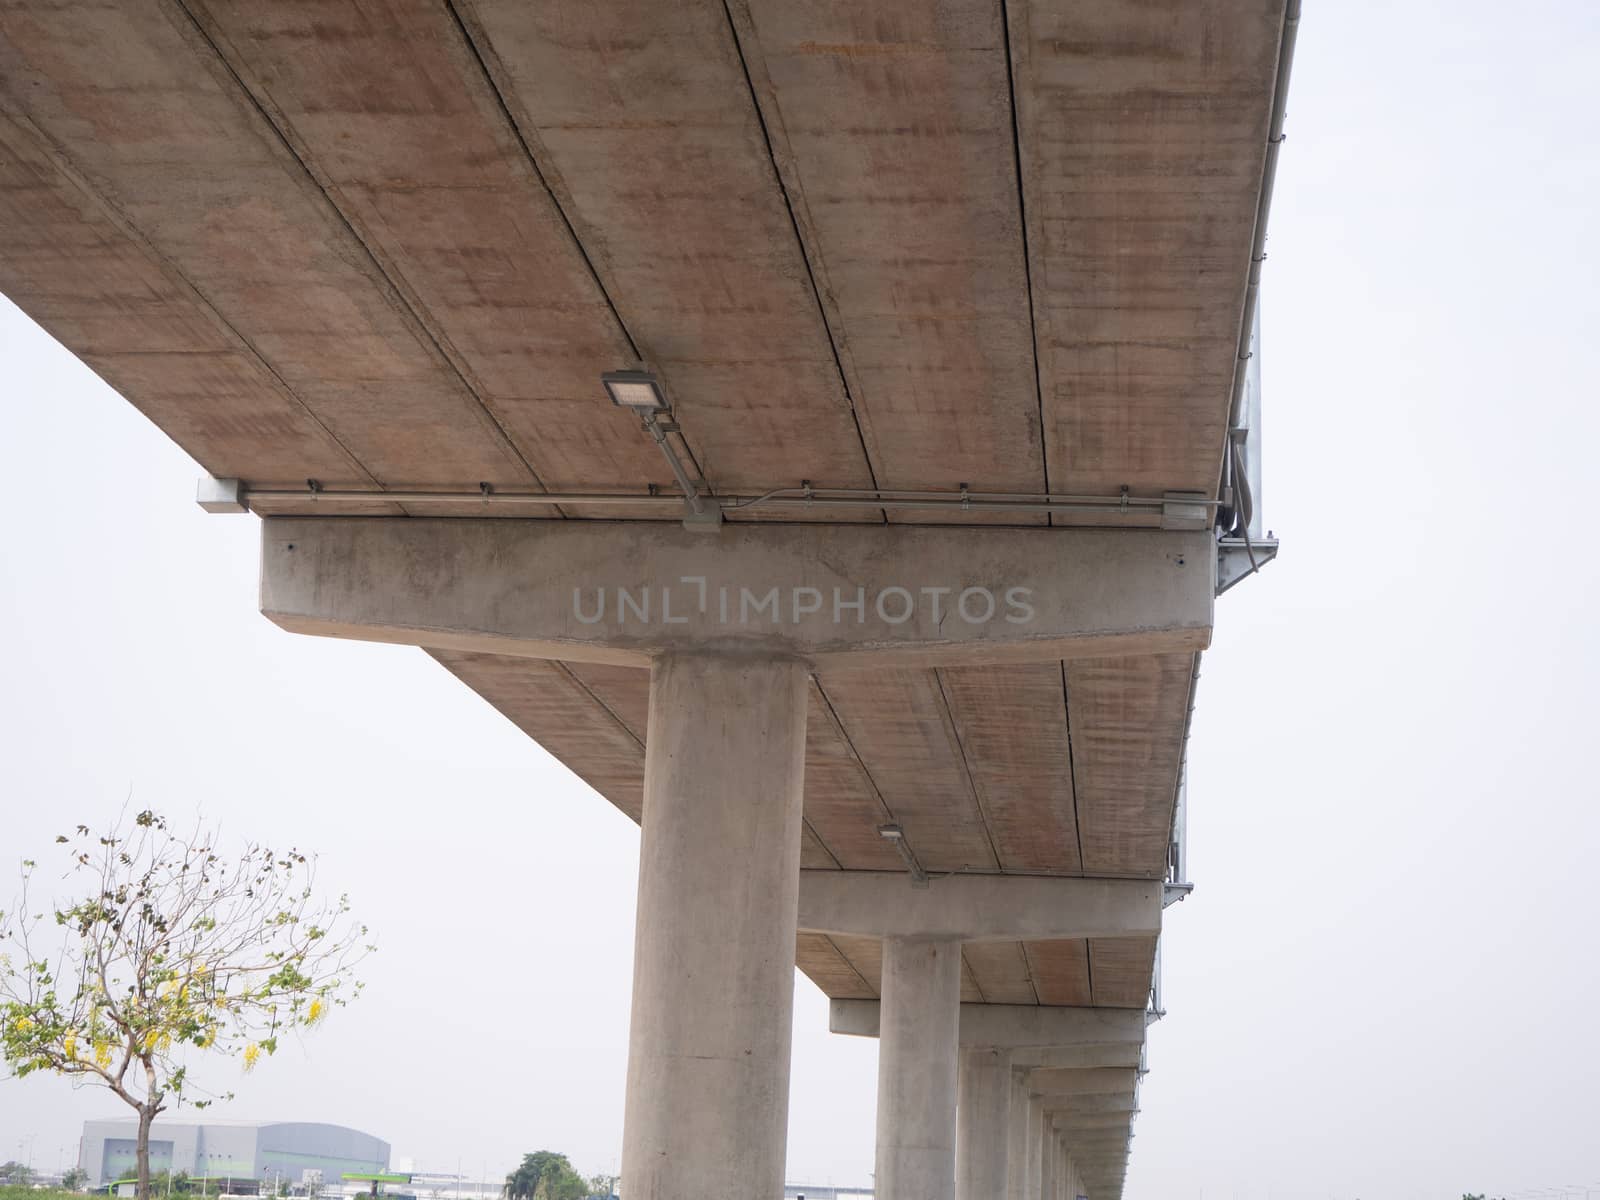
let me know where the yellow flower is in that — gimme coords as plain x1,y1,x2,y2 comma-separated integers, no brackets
199,1025,216,1048
242,1042,260,1071
93,1040,112,1068
306,1000,325,1025
63,1032,78,1060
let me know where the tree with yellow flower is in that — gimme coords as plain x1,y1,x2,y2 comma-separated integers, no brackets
0,810,370,1200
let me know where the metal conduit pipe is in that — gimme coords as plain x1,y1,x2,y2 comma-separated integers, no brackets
1228,433,1261,572
230,485,1225,518
720,486,1199,508
1225,0,1301,438
639,410,706,516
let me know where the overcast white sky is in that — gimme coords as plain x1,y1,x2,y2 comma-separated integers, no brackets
3,2,1599,1198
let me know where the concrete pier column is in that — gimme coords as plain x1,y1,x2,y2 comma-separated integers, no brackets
1004,1072,1029,1200
621,654,809,1200
1037,1122,1054,1200
876,936,963,1200
957,1047,1012,1200
1025,1100,1044,1200
1054,1141,1067,1200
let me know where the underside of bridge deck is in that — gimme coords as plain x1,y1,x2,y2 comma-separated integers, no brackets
0,1,1297,1196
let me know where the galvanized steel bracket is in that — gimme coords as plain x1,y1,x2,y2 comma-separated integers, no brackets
1216,535,1280,595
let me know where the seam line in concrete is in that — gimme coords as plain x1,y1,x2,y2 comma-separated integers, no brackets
1084,938,1098,1009
443,0,639,364
932,668,1005,873
551,663,646,755
0,104,379,494
718,0,885,517
168,0,548,505
1059,660,1088,876
997,0,1053,518
825,934,878,999
809,679,898,832
444,0,714,499
961,948,989,1005
1018,940,1043,1006
803,817,844,870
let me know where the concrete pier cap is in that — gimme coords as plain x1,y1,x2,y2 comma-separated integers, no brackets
1059,1148,1128,1164
259,518,1214,669
1051,1111,1135,1131
1011,1044,1144,1070
798,872,1162,942
1029,1068,1140,1098
1055,1131,1130,1147
1042,1104,1136,1126
829,1000,1147,1048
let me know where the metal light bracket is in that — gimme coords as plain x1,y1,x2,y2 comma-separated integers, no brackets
1216,534,1280,595
877,823,930,888
599,368,723,531
681,502,724,532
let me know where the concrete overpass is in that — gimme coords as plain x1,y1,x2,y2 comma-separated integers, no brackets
0,2,1300,1199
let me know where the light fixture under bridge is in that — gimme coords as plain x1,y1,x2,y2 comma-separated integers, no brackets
602,368,720,531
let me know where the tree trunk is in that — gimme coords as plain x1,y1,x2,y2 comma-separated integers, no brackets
136,1105,155,1200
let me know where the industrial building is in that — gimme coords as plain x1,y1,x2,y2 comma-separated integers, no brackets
79,1120,389,1191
